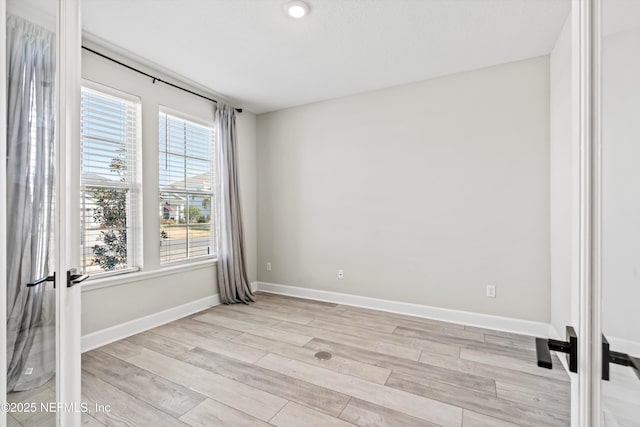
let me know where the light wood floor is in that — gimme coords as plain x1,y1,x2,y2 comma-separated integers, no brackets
76,292,570,426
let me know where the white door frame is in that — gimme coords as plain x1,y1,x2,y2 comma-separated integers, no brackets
0,1,82,426
575,0,601,425
576,0,595,424
589,0,603,424
56,0,82,425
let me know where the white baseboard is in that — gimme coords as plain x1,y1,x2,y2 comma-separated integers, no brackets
256,282,550,337
250,281,258,292
81,294,220,353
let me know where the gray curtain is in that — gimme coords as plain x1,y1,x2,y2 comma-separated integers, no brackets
6,15,56,391
215,103,254,304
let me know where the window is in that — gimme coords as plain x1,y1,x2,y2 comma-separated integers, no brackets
80,84,141,274
159,111,216,264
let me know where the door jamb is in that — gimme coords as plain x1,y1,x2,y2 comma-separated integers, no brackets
588,0,603,424
576,0,599,425
55,0,82,425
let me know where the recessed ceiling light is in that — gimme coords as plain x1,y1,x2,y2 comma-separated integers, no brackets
285,0,309,18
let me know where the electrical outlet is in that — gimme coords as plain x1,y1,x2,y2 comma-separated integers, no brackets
486,285,496,298
338,269,344,280
266,262,272,272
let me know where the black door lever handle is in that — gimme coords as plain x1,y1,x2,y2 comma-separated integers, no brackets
536,326,578,373
27,273,56,287
67,269,89,287
602,335,640,381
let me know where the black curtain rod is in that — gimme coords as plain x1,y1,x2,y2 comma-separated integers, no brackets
81,45,242,113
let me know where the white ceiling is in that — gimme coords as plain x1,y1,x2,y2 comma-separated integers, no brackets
12,0,571,114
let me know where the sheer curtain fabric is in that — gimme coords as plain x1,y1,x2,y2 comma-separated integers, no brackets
6,15,56,391
215,104,254,304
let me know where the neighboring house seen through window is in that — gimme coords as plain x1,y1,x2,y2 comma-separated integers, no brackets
159,111,216,264
80,84,141,275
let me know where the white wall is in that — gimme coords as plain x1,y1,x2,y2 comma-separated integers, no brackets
601,27,640,346
257,56,551,322
549,15,578,338
81,44,257,335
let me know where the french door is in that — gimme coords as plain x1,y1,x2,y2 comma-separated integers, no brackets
2,1,82,426
593,0,640,425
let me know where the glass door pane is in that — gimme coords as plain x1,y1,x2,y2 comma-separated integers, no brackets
600,0,640,424
5,1,59,426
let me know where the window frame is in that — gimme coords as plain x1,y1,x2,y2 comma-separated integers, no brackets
80,79,143,278
158,106,216,266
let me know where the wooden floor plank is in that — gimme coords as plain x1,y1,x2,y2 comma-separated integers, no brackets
496,381,570,415
205,305,283,326
194,312,313,346
218,302,315,325
97,339,144,360
149,321,267,364
269,320,423,360
462,409,520,427
255,292,339,308
177,347,351,416
252,298,338,318
83,350,205,417
397,326,539,362
386,371,569,427
460,348,568,381
336,308,469,335
231,333,392,384
393,325,489,348
158,317,242,341
270,402,356,427
311,312,398,334
484,333,537,351
306,318,462,357
7,414,22,427
393,324,485,342
82,371,188,427
255,353,463,427
126,347,287,421
7,382,53,404
28,415,55,427
81,413,106,427
339,305,466,331
179,398,271,427
339,398,439,427
464,326,534,341
126,330,195,358
419,349,570,395
79,293,570,426
9,387,56,427
305,338,496,395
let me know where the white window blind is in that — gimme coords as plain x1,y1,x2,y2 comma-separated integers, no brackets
159,111,216,264
80,85,141,274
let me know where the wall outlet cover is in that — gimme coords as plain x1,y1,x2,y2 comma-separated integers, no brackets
486,285,496,298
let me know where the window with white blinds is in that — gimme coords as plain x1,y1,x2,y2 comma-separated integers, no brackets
80,85,141,274
159,111,216,264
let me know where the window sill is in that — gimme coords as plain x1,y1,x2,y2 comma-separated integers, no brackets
84,267,141,282
159,255,217,269
81,258,217,292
